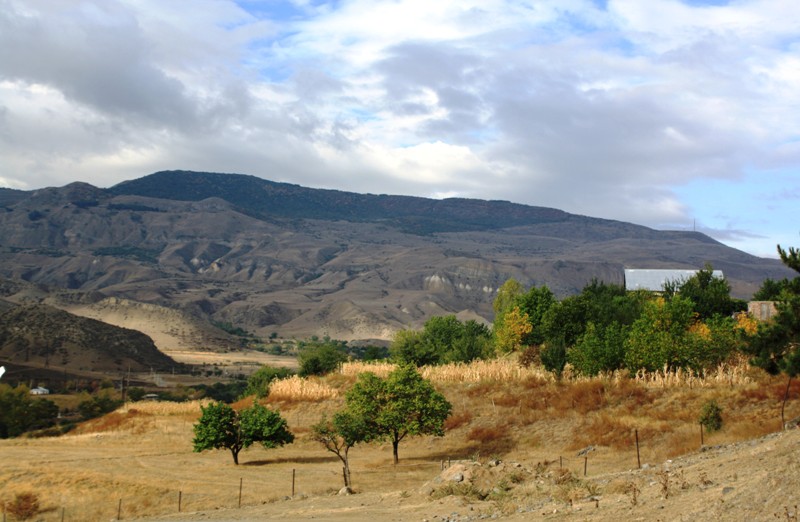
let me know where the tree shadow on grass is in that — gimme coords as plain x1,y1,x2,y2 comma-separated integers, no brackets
401,437,517,464
243,455,339,466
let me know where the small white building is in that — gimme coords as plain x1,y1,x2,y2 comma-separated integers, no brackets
30,387,50,395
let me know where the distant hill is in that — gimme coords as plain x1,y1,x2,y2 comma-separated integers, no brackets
0,304,179,376
0,170,793,345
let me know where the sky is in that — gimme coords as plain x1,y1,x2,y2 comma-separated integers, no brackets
1,0,799,259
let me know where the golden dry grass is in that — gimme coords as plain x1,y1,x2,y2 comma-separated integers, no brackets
1,358,798,521
265,375,339,402
341,357,755,388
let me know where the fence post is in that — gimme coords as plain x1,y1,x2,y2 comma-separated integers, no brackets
117,499,122,520
635,429,641,469
559,456,563,469
700,422,704,447
239,477,243,507
292,469,296,497
178,491,182,513
584,456,588,476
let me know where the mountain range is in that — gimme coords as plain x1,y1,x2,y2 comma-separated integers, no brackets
0,170,793,350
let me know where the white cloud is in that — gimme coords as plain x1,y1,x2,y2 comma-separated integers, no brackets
1,0,799,255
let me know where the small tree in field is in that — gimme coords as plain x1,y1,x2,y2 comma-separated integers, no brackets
311,411,369,489
347,365,452,464
193,402,294,464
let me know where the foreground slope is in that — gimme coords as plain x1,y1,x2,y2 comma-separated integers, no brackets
1,361,797,522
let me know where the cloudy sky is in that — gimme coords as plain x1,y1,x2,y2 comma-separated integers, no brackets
1,0,799,258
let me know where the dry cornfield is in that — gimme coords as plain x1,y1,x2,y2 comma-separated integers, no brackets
1,358,798,521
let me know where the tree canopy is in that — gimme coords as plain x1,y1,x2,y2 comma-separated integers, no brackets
346,365,451,464
390,315,492,366
193,402,294,464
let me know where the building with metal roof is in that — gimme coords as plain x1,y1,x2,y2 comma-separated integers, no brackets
623,269,724,292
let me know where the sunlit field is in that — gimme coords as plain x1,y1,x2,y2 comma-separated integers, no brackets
1,358,797,521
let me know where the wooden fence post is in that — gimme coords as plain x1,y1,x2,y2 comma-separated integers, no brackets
292,469,296,497
635,429,641,469
178,491,182,513
117,499,122,520
239,477,243,507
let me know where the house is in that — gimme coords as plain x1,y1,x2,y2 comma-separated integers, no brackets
30,387,50,395
624,269,724,293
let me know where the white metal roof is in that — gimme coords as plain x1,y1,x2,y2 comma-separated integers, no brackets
624,269,724,292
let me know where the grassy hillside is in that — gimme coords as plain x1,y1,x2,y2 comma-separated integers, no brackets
1,359,797,521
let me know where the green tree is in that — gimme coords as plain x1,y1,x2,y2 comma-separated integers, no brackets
568,321,628,376
390,329,433,366
298,339,348,376
127,387,146,402
541,281,645,350
311,411,370,488
746,245,800,429
541,296,589,348
752,278,797,301
244,365,294,398
391,316,492,366
346,365,452,464
417,315,464,362
193,402,294,464
699,400,723,433
77,390,122,420
0,384,59,438
624,296,699,372
448,320,493,363
541,338,567,378
515,285,556,345
664,264,744,319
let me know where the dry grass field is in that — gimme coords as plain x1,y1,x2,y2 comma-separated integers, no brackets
1,359,799,521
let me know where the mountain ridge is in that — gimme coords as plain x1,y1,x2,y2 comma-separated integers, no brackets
0,170,792,346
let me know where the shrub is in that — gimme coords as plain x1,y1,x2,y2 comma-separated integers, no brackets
518,345,540,368
4,492,41,520
299,341,348,376
77,392,122,420
541,340,567,377
699,400,723,432
127,387,146,402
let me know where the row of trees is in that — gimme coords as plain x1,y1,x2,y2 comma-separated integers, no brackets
391,264,759,376
193,364,452,488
